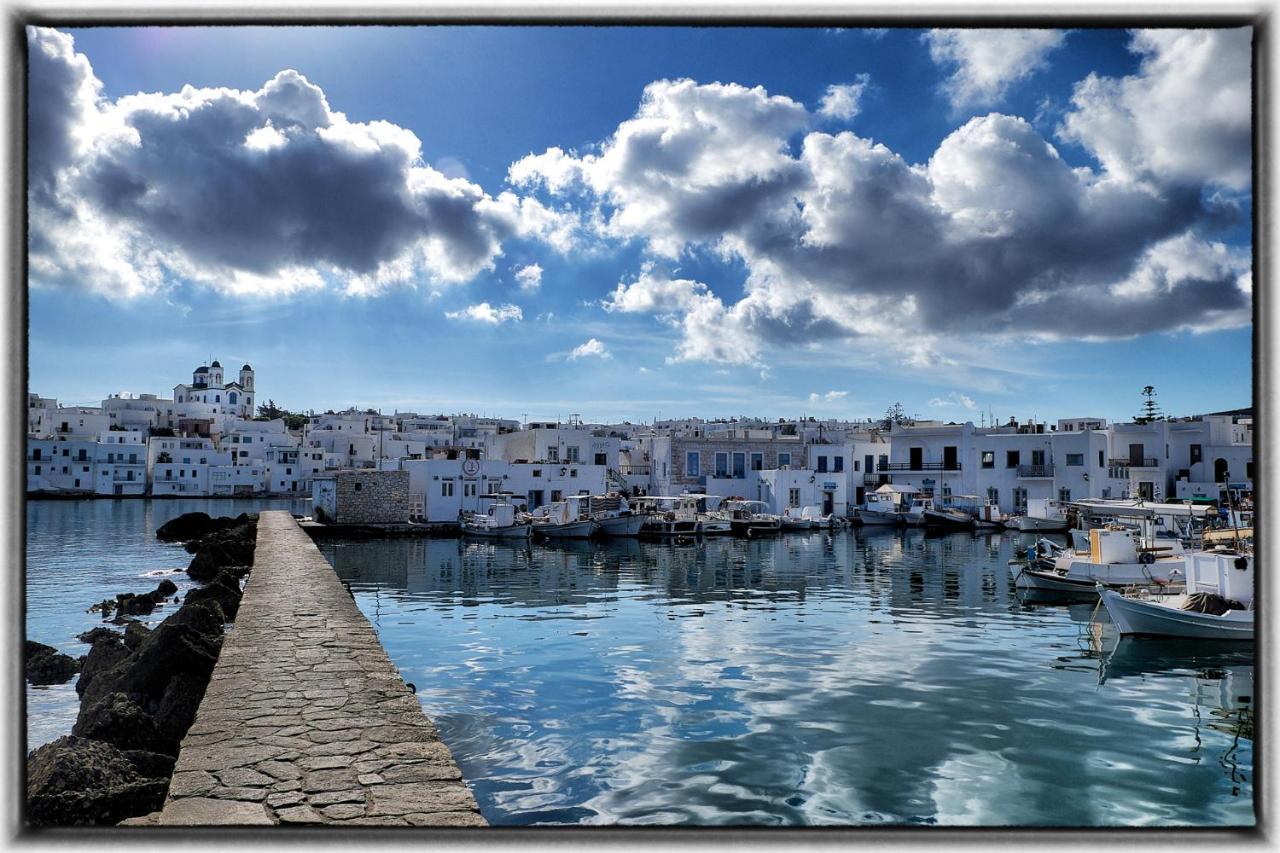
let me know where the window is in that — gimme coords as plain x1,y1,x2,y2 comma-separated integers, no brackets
1006,450,1020,468
1066,453,1084,466
595,453,607,466
715,452,729,477
789,488,801,508
987,486,999,504
1013,488,1027,512
570,469,578,478
732,452,746,478
878,454,888,471
533,469,542,478
354,482,362,491
465,483,476,498
834,456,844,473
1099,450,1105,467
817,456,828,473
442,481,454,497
751,453,763,471
1059,488,1071,503
286,468,292,475
942,485,952,498
551,490,562,503
566,446,580,463
853,459,860,472
1190,444,1202,465
686,452,700,477
34,465,40,474
547,446,559,462
82,466,89,473
779,452,791,468
981,451,994,469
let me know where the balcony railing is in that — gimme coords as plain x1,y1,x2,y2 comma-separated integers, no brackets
1016,464,1054,478
1108,457,1159,468
884,461,962,472
864,474,886,485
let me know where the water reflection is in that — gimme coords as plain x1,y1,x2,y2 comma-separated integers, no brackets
319,528,1254,827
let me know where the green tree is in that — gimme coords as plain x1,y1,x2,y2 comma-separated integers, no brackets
257,398,284,420
1134,386,1163,424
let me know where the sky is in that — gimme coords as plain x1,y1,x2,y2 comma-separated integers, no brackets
27,25,1253,425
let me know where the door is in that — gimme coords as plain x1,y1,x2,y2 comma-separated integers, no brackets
528,490,544,510
1138,482,1154,500
943,446,958,470
823,492,834,515
1129,443,1145,465
864,454,874,475
855,486,865,506
1214,458,1229,483
910,447,923,469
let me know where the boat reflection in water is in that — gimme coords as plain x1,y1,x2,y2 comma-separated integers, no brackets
317,528,1253,827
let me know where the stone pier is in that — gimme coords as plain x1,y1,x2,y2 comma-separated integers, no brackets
155,511,486,826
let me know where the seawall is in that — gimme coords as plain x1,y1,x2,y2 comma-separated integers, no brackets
155,511,486,826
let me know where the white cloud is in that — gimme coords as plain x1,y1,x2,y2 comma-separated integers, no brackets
925,29,1067,110
808,390,849,403
568,338,611,360
444,302,523,324
514,263,543,292
602,266,710,314
818,76,870,121
25,26,570,300
1058,28,1252,191
929,392,978,409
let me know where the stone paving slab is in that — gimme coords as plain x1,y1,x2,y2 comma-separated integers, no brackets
158,511,487,827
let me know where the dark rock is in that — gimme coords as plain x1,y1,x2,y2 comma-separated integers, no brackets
155,511,214,542
123,621,150,651
186,523,257,581
88,598,116,618
121,749,176,780
27,736,168,826
73,692,164,752
184,571,244,621
152,672,210,753
77,634,129,698
77,627,117,645
26,641,80,686
115,593,155,617
156,578,178,597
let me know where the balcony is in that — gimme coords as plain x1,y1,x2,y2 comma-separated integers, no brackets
1017,464,1055,478
864,474,886,485
884,461,962,472
1108,457,1159,468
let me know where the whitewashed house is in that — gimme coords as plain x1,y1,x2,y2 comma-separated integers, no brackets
401,458,607,522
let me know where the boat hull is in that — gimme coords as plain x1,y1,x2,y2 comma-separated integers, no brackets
923,509,973,528
461,523,532,540
731,520,782,537
1013,567,1104,595
858,510,902,526
1099,588,1253,640
642,519,701,537
533,519,598,540
596,514,646,537
1016,516,1070,532
782,518,813,531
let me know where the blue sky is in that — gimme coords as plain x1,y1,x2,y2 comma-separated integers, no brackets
28,26,1252,423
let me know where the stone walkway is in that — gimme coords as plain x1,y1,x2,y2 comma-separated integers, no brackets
155,511,487,827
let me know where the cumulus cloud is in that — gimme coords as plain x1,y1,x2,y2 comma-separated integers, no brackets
511,32,1250,364
818,76,870,121
925,29,1067,110
929,392,978,409
567,338,611,360
26,26,575,300
809,390,848,403
514,263,543,292
1058,28,1252,191
444,302,522,324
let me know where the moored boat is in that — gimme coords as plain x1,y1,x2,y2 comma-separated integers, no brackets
1098,548,1253,640
461,494,532,539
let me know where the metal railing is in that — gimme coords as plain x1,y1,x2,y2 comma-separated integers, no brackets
1016,464,1054,478
1108,457,1159,468
884,461,962,471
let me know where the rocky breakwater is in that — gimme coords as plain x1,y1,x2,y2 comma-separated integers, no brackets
26,513,258,827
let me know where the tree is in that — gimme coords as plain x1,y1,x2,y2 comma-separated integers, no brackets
257,399,284,420
1134,386,1163,424
283,412,308,431
880,402,910,431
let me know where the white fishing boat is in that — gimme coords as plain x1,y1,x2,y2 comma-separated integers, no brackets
801,505,836,529
1012,498,1072,532
529,498,598,540
635,496,702,537
588,493,647,537
858,484,912,526
724,499,783,537
460,494,532,540
923,496,975,529
903,495,934,527
970,501,1009,529
1068,499,1213,548
1012,515,1192,592
780,506,814,530
683,494,734,535
1098,548,1253,640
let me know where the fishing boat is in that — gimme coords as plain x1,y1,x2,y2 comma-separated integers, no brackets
1010,498,1072,532
460,493,532,540
903,495,934,527
970,501,1009,529
723,499,783,537
684,494,734,535
780,506,814,530
635,496,702,537
1012,513,1194,593
858,484,912,525
529,497,598,540
1098,548,1253,640
801,505,837,529
923,496,975,529
588,493,647,537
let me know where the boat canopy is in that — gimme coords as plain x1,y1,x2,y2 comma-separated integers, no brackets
874,484,917,495
1071,499,1217,519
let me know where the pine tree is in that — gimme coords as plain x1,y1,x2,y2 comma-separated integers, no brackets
1134,386,1163,424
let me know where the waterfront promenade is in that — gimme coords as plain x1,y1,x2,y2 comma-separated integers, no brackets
153,511,486,826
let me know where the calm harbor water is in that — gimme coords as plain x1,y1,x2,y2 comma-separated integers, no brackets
24,497,306,750
316,528,1255,827
24,501,1255,827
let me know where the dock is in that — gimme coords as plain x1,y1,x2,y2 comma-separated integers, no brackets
155,511,486,826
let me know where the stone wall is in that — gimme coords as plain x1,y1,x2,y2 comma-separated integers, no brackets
333,471,409,525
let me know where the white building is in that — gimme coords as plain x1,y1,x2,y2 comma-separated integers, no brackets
401,458,607,522
172,360,256,420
